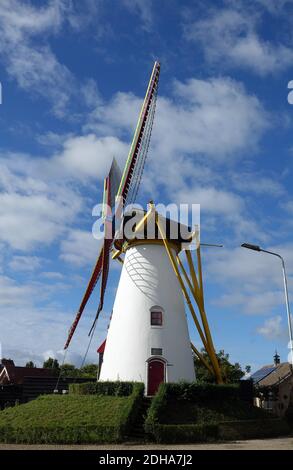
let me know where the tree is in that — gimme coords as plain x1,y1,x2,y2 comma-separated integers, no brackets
60,364,77,377
194,349,250,384
80,364,98,378
43,357,60,369
25,361,36,368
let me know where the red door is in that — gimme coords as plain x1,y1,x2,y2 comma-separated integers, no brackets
147,360,165,395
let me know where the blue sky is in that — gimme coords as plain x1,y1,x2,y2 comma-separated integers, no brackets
1,0,293,373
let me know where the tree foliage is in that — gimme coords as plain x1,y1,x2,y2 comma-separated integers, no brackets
42,357,98,378
194,349,250,384
43,358,60,370
25,361,36,368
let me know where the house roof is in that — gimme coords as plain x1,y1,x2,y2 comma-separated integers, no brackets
0,365,55,385
253,362,292,387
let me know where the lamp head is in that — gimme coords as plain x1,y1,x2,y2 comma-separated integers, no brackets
241,243,261,252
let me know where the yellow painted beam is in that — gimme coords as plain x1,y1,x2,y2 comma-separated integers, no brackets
112,249,122,260
191,342,214,376
185,250,201,305
197,246,204,304
155,214,209,352
177,253,221,379
132,205,154,236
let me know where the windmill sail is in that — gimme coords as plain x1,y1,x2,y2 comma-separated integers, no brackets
64,159,121,350
64,61,160,349
88,159,120,335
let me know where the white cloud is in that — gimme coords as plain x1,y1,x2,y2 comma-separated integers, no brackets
257,315,284,339
0,188,82,251
85,74,269,243
122,0,153,31
185,8,293,75
8,255,42,272
0,301,108,367
254,0,293,15
87,76,268,166
177,186,243,216
53,134,129,182
60,229,102,266
0,275,35,308
231,173,285,197
40,271,64,280
0,129,129,251
0,0,76,116
207,245,293,316
0,272,105,366
216,291,283,315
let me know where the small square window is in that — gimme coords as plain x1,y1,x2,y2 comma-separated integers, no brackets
151,348,163,356
151,311,162,326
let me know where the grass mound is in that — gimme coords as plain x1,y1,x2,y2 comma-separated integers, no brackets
0,386,144,444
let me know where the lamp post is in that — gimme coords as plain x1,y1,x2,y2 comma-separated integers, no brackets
241,243,293,366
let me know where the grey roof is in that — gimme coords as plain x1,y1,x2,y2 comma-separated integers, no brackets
254,362,292,387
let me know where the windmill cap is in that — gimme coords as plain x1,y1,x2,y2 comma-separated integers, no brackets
114,208,193,249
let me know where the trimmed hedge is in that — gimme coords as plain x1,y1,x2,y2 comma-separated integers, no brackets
119,383,145,437
0,383,145,444
164,382,241,401
145,383,168,435
218,419,290,440
147,423,219,444
145,382,290,443
69,381,136,396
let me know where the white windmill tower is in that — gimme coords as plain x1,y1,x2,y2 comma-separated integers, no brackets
64,62,223,394
99,208,196,394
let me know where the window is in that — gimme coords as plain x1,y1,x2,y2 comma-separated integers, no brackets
151,348,163,356
151,310,163,326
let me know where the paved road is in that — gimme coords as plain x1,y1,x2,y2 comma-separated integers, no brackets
0,437,293,450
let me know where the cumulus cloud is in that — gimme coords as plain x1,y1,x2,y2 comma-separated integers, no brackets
88,77,268,162
0,270,108,366
207,245,293,317
8,255,42,272
84,74,270,242
185,7,293,75
60,229,102,267
0,0,76,116
53,134,129,182
0,128,130,251
257,315,284,339
122,0,153,31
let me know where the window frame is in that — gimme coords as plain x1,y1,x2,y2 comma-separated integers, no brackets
150,310,163,327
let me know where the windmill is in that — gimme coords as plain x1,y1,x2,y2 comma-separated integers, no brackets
64,62,223,393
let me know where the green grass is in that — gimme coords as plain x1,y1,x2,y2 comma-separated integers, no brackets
0,394,135,444
0,395,129,428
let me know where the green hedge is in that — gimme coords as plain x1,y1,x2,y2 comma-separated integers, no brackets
69,381,136,396
0,383,145,444
119,383,145,437
145,383,168,436
148,423,219,444
145,382,289,443
164,382,241,401
218,419,290,440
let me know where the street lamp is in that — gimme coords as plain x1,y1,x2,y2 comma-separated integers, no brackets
241,243,293,366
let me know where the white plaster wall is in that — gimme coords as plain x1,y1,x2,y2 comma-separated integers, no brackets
99,243,195,384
